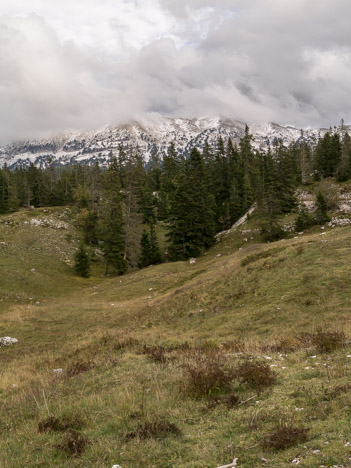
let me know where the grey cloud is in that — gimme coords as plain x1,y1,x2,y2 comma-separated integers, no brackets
1,1,351,144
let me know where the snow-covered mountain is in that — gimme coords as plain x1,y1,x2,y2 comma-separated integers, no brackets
0,116,347,169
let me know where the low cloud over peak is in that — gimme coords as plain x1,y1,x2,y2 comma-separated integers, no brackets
1,1,350,144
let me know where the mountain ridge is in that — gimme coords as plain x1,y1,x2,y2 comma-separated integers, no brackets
0,116,348,168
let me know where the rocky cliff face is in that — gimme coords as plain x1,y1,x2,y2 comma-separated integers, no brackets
0,116,347,168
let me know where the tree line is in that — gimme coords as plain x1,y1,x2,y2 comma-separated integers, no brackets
1,126,350,275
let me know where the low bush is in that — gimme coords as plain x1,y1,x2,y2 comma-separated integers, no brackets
66,359,95,377
260,220,286,243
236,359,277,390
295,206,314,232
56,429,89,457
241,247,286,267
141,345,168,363
263,422,308,451
125,417,181,440
38,413,84,433
313,329,347,353
182,349,235,397
270,337,302,353
208,393,241,409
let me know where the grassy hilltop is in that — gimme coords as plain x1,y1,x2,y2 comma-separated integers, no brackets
1,205,351,467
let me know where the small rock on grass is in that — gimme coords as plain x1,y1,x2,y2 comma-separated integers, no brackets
0,337,18,347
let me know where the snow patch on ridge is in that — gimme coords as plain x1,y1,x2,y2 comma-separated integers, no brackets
0,117,348,169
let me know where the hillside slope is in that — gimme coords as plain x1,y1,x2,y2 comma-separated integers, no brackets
1,209,351,467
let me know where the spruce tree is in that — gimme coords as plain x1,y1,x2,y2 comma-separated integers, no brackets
100,158,127,275
167,148,216,260
82,210,99,245
337,132,351,182
315,191,330,224
158,142,182,220
122,148,144,269
295,205,314,232
74,243,91,278
138,224,161,268
297,131,312,185
0,170,10,214
315,131,342,178
139,229,151,268
258,147,280,217
276,145,297,213
212,136,231,230
149,222,162,264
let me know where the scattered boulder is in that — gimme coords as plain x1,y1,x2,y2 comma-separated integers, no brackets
0,337,18,347
216,458,238,468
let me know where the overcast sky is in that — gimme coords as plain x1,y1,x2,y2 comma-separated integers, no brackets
0,0,350,143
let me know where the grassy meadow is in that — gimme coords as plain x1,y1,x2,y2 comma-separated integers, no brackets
1,206,351,467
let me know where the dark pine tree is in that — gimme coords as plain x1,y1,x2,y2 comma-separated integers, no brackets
315,131,341,178
139,229,151,268
74,243,91,278
149,222,162,264
158,142,183,220
100,158,127,275
0,170,10,214
337,132,351,182
315,191,330,224
167,148,216,260
82,210,99,245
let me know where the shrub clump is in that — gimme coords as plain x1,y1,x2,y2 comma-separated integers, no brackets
207,392,241,409
182,349,235,397
263,422,308,451
241,247,286,267
141,345,168,363
126,418,181,440
260,220,286,243
38,413,84,433
56,429,89,456
236,359,277,390
270,337,302,353
66,359,95,377
313,329,347,353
